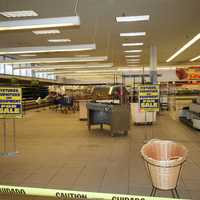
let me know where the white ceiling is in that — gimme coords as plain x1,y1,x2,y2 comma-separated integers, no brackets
0,0,200,68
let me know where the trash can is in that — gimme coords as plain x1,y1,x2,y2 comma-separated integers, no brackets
141,139,188,197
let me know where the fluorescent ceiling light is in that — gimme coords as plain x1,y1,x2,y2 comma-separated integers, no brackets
166,33,200,62
0,44,96,55
19,54,37,57
127,62,140,64
75,55,90,57
35,67,112,72
116,15,150,22
157,67,176,70
48,39,71,43
125,55,141,58
127,64,139,67
190,55,200,62
60,74,114,78
33,29,60,35
55,74,115,77
0,16,80,31
0,56,108,65
120,67,176,71
73,69,116,73
124,50,142,53
118,68,142,71
127,59,140,62
120,32,146,37
122,43,144,47
47,69,117,74
17,63,113,70
0,10,38,18
47,70,116,76
36,67,111,73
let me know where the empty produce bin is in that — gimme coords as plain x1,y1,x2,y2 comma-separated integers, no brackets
141,139,188,198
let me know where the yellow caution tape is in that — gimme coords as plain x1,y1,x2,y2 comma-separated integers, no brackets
0,185,190,200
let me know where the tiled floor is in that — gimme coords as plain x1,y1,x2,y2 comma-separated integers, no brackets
0,109,199,199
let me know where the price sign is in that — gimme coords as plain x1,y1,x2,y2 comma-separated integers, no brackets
0,87,22,119
139,85,159,112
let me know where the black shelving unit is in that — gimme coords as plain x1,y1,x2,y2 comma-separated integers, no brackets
22,87,48,101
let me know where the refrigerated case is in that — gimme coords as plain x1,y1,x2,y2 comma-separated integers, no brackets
179,97,200,130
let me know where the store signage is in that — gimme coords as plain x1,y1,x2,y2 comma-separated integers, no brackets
0,185,188,200
176,66,200,80
0,87,22,118
139,84,159,112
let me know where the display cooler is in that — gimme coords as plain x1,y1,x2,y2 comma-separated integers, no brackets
179,96,200,130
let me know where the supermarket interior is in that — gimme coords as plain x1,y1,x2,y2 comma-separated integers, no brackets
0,0,200,200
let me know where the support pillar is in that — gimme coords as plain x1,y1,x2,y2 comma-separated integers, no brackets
150,45,158,84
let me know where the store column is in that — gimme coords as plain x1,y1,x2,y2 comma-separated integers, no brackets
150,45,158,84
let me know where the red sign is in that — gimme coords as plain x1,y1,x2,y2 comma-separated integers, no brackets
176,66,200,80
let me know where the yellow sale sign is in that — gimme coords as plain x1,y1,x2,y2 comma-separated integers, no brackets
139,85,159,112
0,87,22,118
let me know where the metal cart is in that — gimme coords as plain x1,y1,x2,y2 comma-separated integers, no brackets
87,102,130,137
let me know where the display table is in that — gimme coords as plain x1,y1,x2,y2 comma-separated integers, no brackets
131,103,156,124
87,102,130,136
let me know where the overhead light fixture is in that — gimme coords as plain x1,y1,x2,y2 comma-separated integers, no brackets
74,69,116,73
190,55,200,62
157,67,176,70
48,39,71,43
127,62,140,65
116,15,150,22
0,10,38,18
127,61,140,64
16,63,113,70
120,32,146,37
0,56,108,65
125,55,141,58
166,33,200,62
126,59,140,62
55,74,115,77
59,74,114,78
36,68,112,72
127,64,139,67
124,50,142,53
46,69,116,74
118,68,142,71
123,67,176,71
0,16,80,31
75,54,90,57
62,74,113,77
33,29,60,35
19,54,37,57
122,43,144,47
0,44,96,55
48,71,116,75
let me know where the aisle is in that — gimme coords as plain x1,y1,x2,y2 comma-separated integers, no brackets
0,110,199,199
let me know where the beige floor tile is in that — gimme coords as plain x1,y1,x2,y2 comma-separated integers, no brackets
0,110,199,199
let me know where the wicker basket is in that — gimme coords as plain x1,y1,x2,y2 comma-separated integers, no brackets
141,139,187,190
